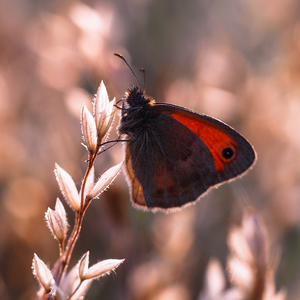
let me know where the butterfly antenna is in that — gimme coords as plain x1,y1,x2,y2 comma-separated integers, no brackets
114,53,143,90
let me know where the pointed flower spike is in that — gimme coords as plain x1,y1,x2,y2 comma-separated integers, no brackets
99,95,116,141
78,251,90,281
55,198,68,228
32,253,55,293
45,208,66,243
55,164,80,211
78,251,124,281
88,162,123,200
81,104,97,153
94,81,116,142
83,258,124,280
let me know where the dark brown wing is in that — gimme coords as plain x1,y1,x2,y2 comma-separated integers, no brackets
124,103,256,210
124,111,221,210
158,104,256,182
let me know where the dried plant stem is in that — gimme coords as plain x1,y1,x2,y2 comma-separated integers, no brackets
53,151,98,285
250,269,265,300
32,82,124,298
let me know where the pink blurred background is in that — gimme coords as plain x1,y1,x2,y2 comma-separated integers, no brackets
1,0,300,299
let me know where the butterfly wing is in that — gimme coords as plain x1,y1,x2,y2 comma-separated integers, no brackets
123,104,256,210
124,111,219,209
124,150,147,207
158,104,257,182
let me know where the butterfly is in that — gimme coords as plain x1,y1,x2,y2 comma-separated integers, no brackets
115,54,256,211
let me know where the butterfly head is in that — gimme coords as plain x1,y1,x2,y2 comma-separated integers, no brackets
125,86,155,108
118,86,156,137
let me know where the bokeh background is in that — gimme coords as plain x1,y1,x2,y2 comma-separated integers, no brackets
1,0,300,299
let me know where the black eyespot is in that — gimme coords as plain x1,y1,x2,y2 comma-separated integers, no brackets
169,187,174,192
222,147,235,159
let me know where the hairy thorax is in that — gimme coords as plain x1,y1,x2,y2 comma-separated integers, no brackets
118,87,157,136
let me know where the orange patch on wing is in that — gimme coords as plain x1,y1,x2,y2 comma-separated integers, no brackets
170,113,237,172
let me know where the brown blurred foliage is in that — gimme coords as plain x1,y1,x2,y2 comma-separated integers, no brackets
1,0,300,299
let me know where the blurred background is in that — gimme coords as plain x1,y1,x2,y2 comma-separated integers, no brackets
1,0,300,299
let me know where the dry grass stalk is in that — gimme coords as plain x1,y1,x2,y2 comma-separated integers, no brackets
32,81,124,299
